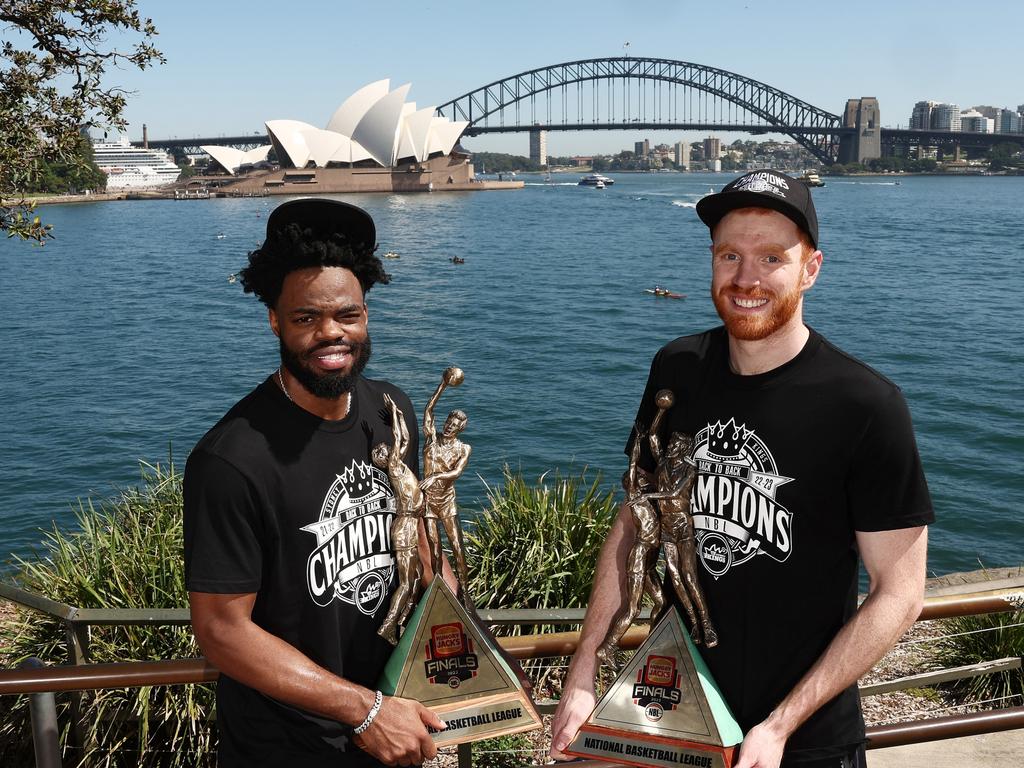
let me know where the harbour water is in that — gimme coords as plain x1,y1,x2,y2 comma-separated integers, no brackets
1,172,1021,575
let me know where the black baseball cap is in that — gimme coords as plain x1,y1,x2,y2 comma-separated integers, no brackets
696,170,819,248
264,198,376,251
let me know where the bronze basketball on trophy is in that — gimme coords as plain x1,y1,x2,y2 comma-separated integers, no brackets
564,390,742,768
374,368,541,747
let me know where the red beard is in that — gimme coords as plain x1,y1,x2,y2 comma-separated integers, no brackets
713,282,801,341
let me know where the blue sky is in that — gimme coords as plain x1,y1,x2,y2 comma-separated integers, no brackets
108,0,1023,156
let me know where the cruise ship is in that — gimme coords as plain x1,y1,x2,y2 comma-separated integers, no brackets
91,138,181,190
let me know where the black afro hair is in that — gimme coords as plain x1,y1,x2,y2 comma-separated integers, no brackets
238,222,390,307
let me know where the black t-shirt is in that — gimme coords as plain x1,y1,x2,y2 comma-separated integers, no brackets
184,375,418,767
628,326,933,760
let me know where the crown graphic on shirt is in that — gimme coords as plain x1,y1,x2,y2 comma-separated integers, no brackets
338,461,375,500
705,418,753,462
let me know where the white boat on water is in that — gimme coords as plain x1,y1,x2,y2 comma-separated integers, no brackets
91,138,181,190
798,170,826,188
578,173,615,187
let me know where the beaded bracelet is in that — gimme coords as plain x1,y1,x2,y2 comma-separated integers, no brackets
353,690,383,735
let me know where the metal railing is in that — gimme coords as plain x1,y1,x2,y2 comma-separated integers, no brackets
2,578,1022,767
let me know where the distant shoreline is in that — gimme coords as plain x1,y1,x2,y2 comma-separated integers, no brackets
24,191,130,206
20,169,1023,206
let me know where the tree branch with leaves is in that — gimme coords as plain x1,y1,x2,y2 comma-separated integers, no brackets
0,0,163,243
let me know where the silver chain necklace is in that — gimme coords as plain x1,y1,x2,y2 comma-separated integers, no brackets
276,366,292,403
277,367,351,417
276,367,292,401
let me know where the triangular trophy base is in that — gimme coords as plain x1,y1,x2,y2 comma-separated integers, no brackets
563,607,742,768
378,577,541,746
566,723,738,768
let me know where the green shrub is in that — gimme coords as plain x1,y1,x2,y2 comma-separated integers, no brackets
0,463,215,768
472,731,536,768
465,466,618,630
933,606,1024,707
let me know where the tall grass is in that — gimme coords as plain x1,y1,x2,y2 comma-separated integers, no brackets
465,466,618,630
934,606,1024,707
0,463,215,768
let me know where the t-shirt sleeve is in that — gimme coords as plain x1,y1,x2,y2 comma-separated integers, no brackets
183,449,265,593
847,387,935,532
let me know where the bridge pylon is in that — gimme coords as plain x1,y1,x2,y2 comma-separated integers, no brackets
837,97,882,165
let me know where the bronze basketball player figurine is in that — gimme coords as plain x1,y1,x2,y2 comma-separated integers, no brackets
595,418,666,666
596,389,718,661
420,366,473,607
642,389,718,648
373,394,425,645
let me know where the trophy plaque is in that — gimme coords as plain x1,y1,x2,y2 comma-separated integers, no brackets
564,607,742,768
377,577,541,746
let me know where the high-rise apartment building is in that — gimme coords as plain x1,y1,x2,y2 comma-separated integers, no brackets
674,141,691,169
998,109,1022,134
703,137,721,160
529,128,547,166
909,101,937,129
634,139,650,157
959,110,989,133
931,103,961,132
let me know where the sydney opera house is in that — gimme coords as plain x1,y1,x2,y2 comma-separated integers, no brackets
201,80,494,194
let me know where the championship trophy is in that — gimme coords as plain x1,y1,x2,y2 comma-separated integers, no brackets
374,367,541,747
564,390,743,768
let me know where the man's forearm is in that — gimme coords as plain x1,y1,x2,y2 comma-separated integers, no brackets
550,500,640,758
756,527,927,746
196,607,375,727
565,503,635,684
765,585,920,740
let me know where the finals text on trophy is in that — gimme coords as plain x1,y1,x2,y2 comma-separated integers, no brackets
374,367,541,747
564,390,742,768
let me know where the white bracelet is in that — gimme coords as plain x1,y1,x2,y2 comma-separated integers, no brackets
353,690,383,735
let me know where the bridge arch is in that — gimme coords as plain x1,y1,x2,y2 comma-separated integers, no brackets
437,57,844,164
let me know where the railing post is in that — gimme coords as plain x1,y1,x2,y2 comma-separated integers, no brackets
63,620,90,756
19,658,63,768
458,741,472,768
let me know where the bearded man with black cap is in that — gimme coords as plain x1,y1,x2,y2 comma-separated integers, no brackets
184,199,447,767
551,172,933,768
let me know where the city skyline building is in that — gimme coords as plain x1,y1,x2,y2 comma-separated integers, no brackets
674,140,690,169
909,100,937,130
702,136,722,161
908,99,1024,134
958,110,991,134
634,139,650,157
529,127,547,166
930,103,962,132
972,106,1001,120
998,109,1021,134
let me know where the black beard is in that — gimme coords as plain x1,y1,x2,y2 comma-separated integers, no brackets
279,335,372,399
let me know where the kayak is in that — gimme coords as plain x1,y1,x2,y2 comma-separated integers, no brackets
644,289,686,299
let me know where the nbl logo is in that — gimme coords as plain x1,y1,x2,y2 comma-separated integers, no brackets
424,622,478,689
631,655,682,721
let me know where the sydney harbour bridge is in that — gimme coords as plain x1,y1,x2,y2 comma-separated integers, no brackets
144,57,1006,165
